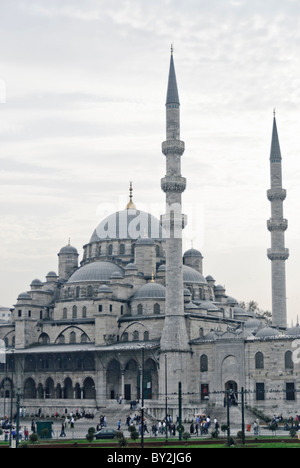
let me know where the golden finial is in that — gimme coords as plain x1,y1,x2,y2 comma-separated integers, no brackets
151,271,155,283
126,181,136,209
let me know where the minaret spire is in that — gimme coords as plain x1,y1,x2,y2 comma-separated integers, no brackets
267,113,289,328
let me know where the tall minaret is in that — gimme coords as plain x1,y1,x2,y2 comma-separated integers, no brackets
160,47,189,353
267,112,289,329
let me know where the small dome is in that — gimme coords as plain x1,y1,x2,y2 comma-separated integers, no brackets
68,262,124,283
183,248,203,258
183,265,207,284
158,265,166,272
244,318,262,330
206,275,215,282
98,285,113,294
59,245,78,255
133,282,166,299
184,288,192,297
226,296,238,305
256,327,281,338
46,271,58,277
30,279,43,286
17,292,32,301
110,271,124,279
199,301,218,311
125,263,138,270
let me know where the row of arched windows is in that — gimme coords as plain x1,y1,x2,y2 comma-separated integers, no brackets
122,331,149,342
255,351,293,370
62,306,87,319
137,304,161,315
200,351,294,373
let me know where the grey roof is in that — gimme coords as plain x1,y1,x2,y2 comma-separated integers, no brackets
59,245,78,255
255,326,281,338
166,53,180,105
17,292,32,300
133,282,166,300
183,248,203,258
90,209,165,243
67,261,124,283
183,265,207,285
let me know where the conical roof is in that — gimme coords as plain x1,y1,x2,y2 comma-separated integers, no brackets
166,52,180,105
270,115,282,162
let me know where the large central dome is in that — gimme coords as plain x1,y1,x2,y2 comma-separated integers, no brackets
90,208,165,243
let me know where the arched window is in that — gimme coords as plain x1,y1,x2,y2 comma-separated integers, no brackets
72,305,77,318
133,331,139,341
87,286,93,297
82,306,87,318
154,303,160,314
137,304,143,315
75,286,80,298
70,331,76,343
144,331,149,341
285,350,294,370
122,332,129,342
200,354,208,372
108,244,113,255
120,244,125,254
63,308,67,319
58,334,65,344
81,333,88,343
39,333,50,345
255,351,264,369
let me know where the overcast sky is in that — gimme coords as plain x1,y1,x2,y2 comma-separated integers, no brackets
1,0,300,324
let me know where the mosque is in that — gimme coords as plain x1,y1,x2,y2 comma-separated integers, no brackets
0,50,299,420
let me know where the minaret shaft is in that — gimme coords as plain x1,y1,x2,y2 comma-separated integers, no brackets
160,51,189,352
267,116,289,329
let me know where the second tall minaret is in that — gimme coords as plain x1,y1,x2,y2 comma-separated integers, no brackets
267,113,289,329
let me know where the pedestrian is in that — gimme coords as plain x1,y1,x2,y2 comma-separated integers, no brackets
117,419,121,430
60,422,66,437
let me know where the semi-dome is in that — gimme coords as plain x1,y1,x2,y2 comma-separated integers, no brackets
183,265,207,284
90,209,165,243
133,282,166,299
67,262,124,283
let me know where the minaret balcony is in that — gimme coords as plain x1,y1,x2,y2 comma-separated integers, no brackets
267,218,288,232
267,248,289,261
162,140,185,156
161,176,186,193
267,188,286,201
